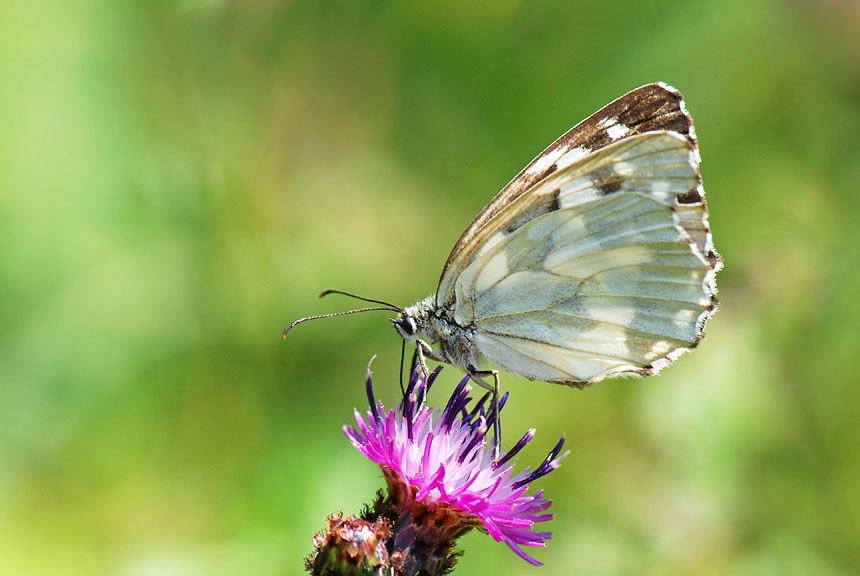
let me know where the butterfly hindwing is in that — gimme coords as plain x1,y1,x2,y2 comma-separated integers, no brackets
442,129,718,385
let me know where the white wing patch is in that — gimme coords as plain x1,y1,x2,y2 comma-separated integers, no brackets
474,252,509,293
607,123,631,140
451,132,714,384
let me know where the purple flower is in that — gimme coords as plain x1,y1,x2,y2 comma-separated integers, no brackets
344,359,569,567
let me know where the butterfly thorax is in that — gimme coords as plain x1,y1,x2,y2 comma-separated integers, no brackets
393,296,480,372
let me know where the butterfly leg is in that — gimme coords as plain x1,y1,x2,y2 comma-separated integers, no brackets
414,339,446,411
468,369,501,463
415,339,445,377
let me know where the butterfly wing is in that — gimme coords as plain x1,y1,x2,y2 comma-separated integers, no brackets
436,85,720,386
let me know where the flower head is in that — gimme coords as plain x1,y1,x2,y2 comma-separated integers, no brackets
344,358,569,566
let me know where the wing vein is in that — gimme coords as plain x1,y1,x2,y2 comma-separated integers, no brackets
478,311,689,342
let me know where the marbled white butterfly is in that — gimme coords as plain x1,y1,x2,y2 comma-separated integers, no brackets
287,83,721,457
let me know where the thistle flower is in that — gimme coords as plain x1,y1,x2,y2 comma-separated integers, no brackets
308,358,569,575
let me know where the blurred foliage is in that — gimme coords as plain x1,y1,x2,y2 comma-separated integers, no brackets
1,0,858,575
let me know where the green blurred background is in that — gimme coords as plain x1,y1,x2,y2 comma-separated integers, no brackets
2,1,858,574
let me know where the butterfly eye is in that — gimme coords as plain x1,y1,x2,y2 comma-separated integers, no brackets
394,315,418,339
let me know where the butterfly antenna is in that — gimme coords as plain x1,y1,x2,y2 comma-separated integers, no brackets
282,306,401,339
319,289,402,312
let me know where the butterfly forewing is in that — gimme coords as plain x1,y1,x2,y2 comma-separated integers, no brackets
437,82,705,302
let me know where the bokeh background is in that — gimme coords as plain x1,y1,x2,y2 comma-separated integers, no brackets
2,1,859,574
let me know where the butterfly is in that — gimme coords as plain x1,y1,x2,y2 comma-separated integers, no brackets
287,83,721,457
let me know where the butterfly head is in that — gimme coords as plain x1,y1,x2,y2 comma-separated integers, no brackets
390,297,436,343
